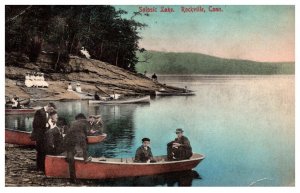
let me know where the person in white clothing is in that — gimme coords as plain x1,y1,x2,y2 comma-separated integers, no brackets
25,72,33,87
67,83,73,91
80,47,91,59
75,83,81,93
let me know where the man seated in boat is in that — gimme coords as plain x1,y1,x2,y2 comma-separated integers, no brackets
94,92,100,100
134,138,156,163
87,115,104,135
11,95,21,109
44,111,64,155
167,128,193,161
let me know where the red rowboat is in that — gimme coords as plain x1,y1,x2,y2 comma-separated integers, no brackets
5,129,106,146
45,153,205,179
87,133,107,144
5,106,40,115
5,128,35,146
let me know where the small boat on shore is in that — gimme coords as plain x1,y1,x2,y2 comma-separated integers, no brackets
5,106,41,115
89,95,151,104
45,153,205,180
155,90,195,96
5,128,107,146
5,128,36,146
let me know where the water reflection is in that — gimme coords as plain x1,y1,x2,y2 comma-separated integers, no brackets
5,115,33,131
84,170,201,186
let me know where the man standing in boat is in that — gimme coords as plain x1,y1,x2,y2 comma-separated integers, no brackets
134,138,156,163
167,128,193,161
31,102,57,172
90,115,104,135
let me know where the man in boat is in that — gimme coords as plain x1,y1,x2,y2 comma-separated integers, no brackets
134,138,156,163
89,115,104,135
11,95,21,109
44,111,64,155
31,102,57,172
94,92,100,100
167,128,193,161
64,113,91,183
87,115,95,135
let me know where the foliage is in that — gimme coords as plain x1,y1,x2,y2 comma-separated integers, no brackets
136,51,295,75
5,5,147,72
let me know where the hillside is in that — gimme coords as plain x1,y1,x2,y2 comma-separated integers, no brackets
136,51,295,75
5,52,185,100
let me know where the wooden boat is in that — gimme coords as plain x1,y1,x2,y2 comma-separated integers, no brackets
5,128,36,146
87,133,107,144
74,91,94,100
155,91,195,96
5,106,40,115
5,98,31,107
5,128,106,146
89,95,150,104
45,153,205,179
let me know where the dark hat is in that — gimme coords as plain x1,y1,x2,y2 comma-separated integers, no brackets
176,128,184,133
142,138,150,142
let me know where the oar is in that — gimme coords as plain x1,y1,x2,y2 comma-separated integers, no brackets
95,85,111,97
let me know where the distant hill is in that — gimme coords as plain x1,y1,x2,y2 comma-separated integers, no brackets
136,51,294,75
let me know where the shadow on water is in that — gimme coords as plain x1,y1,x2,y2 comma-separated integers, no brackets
79,170,201,187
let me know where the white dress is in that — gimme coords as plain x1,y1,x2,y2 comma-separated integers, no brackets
25,75,33,87
30,75,36,87
76,85,82,93
41,75,49,87
67,85,73,91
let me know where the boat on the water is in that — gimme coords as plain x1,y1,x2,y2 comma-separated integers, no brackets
5,128,36,146
5,128,107,146
74,91,94,100
5,106,41,115
89,95,151,104
45,153,205,179
155,91,195,96
5,98,31,107
87,133,107,144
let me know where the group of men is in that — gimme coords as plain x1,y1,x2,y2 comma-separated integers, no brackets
134,128,193,163
31,102,103,182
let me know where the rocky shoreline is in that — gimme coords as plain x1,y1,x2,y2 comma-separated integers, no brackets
5,52,186,100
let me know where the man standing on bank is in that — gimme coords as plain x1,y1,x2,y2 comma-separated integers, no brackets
167,128,193,161
134,138,156,163
31,102,57,172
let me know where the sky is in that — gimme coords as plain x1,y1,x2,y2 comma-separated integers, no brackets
115,5,295,62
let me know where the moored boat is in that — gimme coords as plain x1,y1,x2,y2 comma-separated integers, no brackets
89,95,150,104
45,153,205,179
5,106,41,115
155,91,195,96
5,98,31,107
5,128,36,146
5,128,107,146
87,133,107,144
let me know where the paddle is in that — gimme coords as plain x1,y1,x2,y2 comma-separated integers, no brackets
95,85,111,97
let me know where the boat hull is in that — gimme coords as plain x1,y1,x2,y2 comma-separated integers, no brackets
45,153,204,179
155,91,195,96
5,129,36,146
87,133,107,144
5,129,106,146
89,95,150,104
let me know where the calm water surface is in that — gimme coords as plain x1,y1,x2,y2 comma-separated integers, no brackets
5,75,295,186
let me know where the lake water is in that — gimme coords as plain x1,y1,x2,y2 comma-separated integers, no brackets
5,75,295,186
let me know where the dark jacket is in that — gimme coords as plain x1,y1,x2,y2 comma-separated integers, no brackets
88,120,103,135
31,108,48,141
44,126,64,155
64,119,88,153
134,145,153,162
167,135,193,160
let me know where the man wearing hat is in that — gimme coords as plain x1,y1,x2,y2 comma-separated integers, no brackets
134,138,156,163
167,128,193,161
87,115,103,135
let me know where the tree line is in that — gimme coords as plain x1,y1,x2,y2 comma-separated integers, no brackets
5,5,147,72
